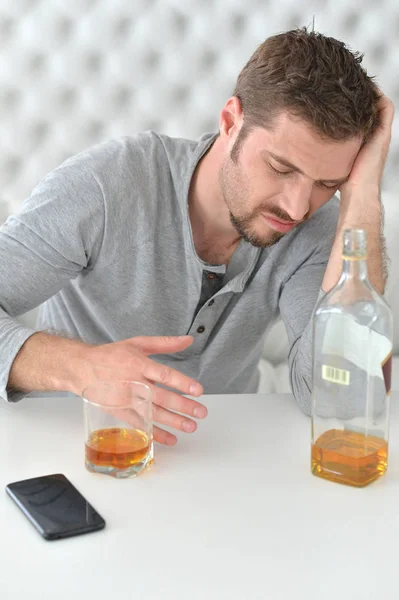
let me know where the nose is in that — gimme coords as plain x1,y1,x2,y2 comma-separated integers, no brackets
279,179,312,222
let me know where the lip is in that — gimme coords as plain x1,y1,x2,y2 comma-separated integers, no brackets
262,214,297,233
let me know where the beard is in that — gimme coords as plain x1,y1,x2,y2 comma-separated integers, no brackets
219,152,298,249
229,209,285,248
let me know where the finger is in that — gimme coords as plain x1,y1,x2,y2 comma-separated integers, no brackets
153,386,208,419
142,359,203,397
153,425,177,446
129,335,194,355
153,403,198,434
104,406,178,445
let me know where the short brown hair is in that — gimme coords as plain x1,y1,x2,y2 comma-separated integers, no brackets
233,28,380,145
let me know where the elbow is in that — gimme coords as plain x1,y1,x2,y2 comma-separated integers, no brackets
289,353,313,416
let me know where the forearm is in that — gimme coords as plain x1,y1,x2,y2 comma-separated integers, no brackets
322,186,386,294
8,332,91,397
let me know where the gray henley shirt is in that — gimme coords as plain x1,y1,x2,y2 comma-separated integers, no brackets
0,131,338,410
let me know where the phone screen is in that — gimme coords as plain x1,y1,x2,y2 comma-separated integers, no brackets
6,474,105,540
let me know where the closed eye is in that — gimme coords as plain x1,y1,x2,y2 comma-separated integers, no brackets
268,163,292,176
315,181,339,190
269,161,341,189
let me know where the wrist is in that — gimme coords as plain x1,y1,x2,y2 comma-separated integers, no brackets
340,183,381,207
51,338,94,396
338,186,381,225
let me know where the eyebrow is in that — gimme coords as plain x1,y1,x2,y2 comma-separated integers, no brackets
267,152,350,185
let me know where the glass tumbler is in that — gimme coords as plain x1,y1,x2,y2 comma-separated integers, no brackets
82,380,153,479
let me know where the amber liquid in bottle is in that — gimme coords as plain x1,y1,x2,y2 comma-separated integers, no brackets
86,428,150,470
311,428,388,487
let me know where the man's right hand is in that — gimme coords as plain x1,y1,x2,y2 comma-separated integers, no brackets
79,335,206,446
9,331,206,446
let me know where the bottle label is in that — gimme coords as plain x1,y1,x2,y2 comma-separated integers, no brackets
322,365,351,386
321,314,392,390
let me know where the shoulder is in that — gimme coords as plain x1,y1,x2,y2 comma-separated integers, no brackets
80,131,203,172
299,196,340,250
264,196,340,273
41,131,214,194
57,131,166,178
27,132,177,211
290,196,340,257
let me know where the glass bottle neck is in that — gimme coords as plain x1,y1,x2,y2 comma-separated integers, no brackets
342,257,368,281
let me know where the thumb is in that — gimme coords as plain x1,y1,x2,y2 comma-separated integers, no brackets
129,335,194,355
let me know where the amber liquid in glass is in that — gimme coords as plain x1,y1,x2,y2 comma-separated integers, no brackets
311,428,388,487
86,427,150,470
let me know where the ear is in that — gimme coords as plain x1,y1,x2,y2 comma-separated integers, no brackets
219,96,243,140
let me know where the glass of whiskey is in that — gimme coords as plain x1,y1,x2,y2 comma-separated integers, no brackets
82,380,153,479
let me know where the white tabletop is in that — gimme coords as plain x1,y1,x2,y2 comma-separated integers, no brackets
1,392,399,600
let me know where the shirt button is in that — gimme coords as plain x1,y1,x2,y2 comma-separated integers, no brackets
208,299,215,306
207,272,217,280
197,325,205,333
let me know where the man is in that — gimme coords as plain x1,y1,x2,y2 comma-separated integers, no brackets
0,28,393,446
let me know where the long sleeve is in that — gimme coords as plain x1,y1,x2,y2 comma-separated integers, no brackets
0,155,105,401
279,265,327,414
278,203,339,413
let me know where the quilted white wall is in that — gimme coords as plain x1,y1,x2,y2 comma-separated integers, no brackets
1,0,398,393
0,0,398,216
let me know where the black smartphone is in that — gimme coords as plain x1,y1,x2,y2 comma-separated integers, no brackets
6,473,106,541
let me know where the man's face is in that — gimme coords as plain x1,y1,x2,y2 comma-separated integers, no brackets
219,112,362,247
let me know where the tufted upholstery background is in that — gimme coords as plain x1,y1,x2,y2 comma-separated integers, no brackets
1,0,399,212
0,0,398,392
